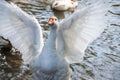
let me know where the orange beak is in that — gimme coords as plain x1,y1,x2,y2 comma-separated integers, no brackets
48,17,54,25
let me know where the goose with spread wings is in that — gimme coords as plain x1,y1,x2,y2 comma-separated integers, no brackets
0,0,108,80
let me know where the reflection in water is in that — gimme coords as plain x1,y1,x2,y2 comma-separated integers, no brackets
0,0,120,80
53,9,74,20
53,10,65,19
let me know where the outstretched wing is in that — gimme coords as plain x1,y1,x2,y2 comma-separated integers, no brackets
57,0,108,64
0,0,44,64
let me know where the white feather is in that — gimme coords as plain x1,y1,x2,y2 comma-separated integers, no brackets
0,1,44,64
57,0,108,64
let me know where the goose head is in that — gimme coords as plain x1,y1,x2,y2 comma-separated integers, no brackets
48,16,59,29
69,0,78,11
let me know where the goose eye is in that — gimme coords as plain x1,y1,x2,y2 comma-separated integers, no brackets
55,18,57,21
55,3,58,6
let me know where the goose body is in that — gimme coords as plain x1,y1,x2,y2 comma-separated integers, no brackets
31,23,70,80
52,0,78,11
0,0,108,80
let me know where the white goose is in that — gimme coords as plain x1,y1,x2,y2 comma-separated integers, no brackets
0,0,108,80
52,0,78,11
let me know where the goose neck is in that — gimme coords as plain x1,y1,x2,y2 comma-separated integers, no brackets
45,28,57,49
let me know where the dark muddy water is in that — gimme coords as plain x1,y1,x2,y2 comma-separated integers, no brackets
0,0,120,80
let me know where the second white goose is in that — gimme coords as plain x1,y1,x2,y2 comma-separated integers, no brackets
52,0,78,11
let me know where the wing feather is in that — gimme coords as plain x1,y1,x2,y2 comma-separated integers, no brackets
57,0,108,64
0,1,44,64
